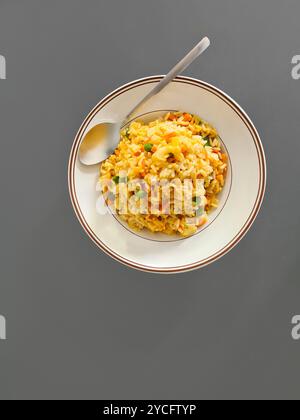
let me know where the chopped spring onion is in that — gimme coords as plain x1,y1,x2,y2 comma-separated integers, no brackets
193,196,201,205
112,176,120,184
203,136,211,146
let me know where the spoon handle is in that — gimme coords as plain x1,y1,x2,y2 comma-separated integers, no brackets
125,36,210,121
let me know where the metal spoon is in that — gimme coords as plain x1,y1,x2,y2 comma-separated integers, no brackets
79,36,210,165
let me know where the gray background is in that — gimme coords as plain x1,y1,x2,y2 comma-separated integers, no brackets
0,0,299,400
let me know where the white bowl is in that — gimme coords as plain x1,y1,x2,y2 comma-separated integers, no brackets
68,76,266,273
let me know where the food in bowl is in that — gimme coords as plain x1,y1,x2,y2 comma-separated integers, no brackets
99,112,227,237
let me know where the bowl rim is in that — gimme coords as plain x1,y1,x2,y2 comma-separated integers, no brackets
107,109,233,244
68,75,267,274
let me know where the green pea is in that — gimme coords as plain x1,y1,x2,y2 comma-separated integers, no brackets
144,143,153,152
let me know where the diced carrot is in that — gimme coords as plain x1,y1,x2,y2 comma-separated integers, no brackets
164,132,176,140
134,151,141,157
198,218,207,227
181,146,189,156
221,153,227,161
152,145,157,152
168,114,177,121
183,113,192,122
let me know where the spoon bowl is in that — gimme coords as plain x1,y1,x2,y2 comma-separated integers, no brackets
79,122,121,165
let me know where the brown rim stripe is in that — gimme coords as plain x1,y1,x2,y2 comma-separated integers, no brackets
68,76,266,273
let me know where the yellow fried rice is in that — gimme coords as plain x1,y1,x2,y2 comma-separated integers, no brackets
100,112,227,237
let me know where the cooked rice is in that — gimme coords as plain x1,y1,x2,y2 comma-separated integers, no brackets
100,112,227,237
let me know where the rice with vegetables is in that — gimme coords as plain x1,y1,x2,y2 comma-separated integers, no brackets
99,112,227,237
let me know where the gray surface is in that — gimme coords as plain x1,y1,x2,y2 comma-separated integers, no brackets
0,0,299,400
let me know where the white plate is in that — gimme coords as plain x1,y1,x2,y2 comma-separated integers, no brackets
68,76,266,273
